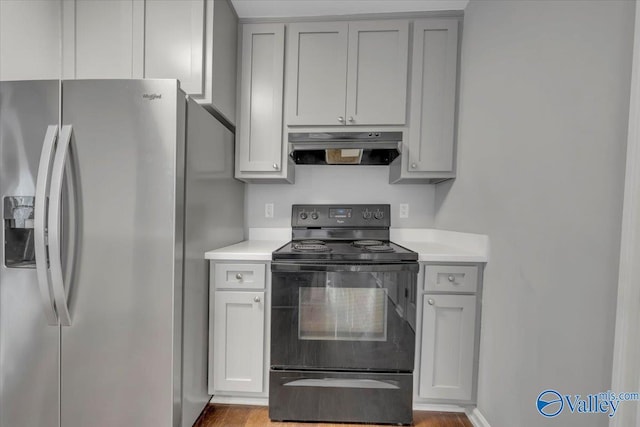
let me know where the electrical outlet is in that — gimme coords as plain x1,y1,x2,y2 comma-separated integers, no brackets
399,204,409,219
265,203,274,218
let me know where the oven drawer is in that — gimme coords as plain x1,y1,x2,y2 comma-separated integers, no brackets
214,263,266,289
424,264,478,293
269,370,413,425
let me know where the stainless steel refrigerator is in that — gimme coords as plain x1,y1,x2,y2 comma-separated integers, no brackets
0,79,245,427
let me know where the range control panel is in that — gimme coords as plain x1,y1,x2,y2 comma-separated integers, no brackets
291,204,390,228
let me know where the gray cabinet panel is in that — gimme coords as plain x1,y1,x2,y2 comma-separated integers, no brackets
213,291,265,393
144,0,205,95
408,19,459,173
286,22,349,126
0,1,61,80
237,23,289,180
144,0,237,122
66,0,141,79
346,20,408,125
419,294,475,401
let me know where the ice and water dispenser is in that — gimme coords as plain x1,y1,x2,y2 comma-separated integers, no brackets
3,196,36,267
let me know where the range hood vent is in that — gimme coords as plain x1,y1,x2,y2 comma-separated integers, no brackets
289,132,402,165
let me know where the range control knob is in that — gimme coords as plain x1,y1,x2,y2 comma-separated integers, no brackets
311,212,319,220
299,212,308,220
374,210,384,220
362,210,372,220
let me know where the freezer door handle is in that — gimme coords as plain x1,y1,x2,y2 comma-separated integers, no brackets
34,125,60,326
48,125,76,326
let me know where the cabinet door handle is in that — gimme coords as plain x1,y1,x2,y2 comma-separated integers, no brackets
273,163,279,170
338,116,345,123
253,296,261,303
235,273,243,280
348,116,354,123
448,275,455,282
411,163,417,169
427,298,435,306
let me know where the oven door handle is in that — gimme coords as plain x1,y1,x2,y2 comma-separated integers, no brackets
271,262,418,273
283,378,400,390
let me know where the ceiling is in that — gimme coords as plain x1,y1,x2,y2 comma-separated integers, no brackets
230,0,469,18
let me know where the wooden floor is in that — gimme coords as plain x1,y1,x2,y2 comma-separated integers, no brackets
193,404,473,427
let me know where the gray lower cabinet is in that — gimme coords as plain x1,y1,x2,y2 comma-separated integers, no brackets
235,23,293,183
417,263,482,403
390,18,461,183
209,262,269,396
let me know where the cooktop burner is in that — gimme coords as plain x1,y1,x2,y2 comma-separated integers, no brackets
352,240,384,247
364,244,394,253
297,240,326,245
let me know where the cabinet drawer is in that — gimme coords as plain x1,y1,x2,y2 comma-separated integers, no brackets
424,265,478,293
214,263,266,289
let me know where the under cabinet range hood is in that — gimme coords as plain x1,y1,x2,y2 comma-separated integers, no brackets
289,131,402,165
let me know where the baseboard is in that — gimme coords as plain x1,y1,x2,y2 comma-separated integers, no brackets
413,402,467,412
465,407,491,427
209,395,268,406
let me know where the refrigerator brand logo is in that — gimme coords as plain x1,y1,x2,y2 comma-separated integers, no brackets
142,93,162,100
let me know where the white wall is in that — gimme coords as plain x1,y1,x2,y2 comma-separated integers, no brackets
434,1,634,426
246,166,435,228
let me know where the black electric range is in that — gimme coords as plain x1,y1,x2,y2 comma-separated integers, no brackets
272,204,418,263
269,204,418,426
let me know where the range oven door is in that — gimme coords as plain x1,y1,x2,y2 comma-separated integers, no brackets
270,262,418,372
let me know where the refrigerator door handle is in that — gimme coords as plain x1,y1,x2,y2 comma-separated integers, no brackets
48,124,75,326
34,125,60,326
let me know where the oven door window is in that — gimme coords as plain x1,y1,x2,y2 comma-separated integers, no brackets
299,287,387,341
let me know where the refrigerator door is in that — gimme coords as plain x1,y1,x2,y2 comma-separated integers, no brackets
59,80,185,427
0,81,60,427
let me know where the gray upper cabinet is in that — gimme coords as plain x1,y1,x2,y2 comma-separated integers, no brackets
391,18,459,183
286,22,349,126
0,0,140,81
61,0,144,80
236,23,293,183
144,0,238,124
0,0,237,124
346,21,409,125
286,20,408,126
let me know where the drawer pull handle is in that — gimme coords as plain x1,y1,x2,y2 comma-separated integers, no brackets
253,296,261,303
448,275,455,282
235,273,243,280
427,298,435,306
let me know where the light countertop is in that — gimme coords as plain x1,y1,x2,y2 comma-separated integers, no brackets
204,240,287,261
205,228,489,263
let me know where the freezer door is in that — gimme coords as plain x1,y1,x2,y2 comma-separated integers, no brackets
59,80,184,427
0,81,60,427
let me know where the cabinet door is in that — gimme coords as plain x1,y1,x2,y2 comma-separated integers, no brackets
408,19,459,173
208,0,237,123
345,20,408,125
144,0,205,95
286,22,348,126
0,0,61,80
62,0,143,79
237,24,286,176
213,291,265,393
420,294,475,401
